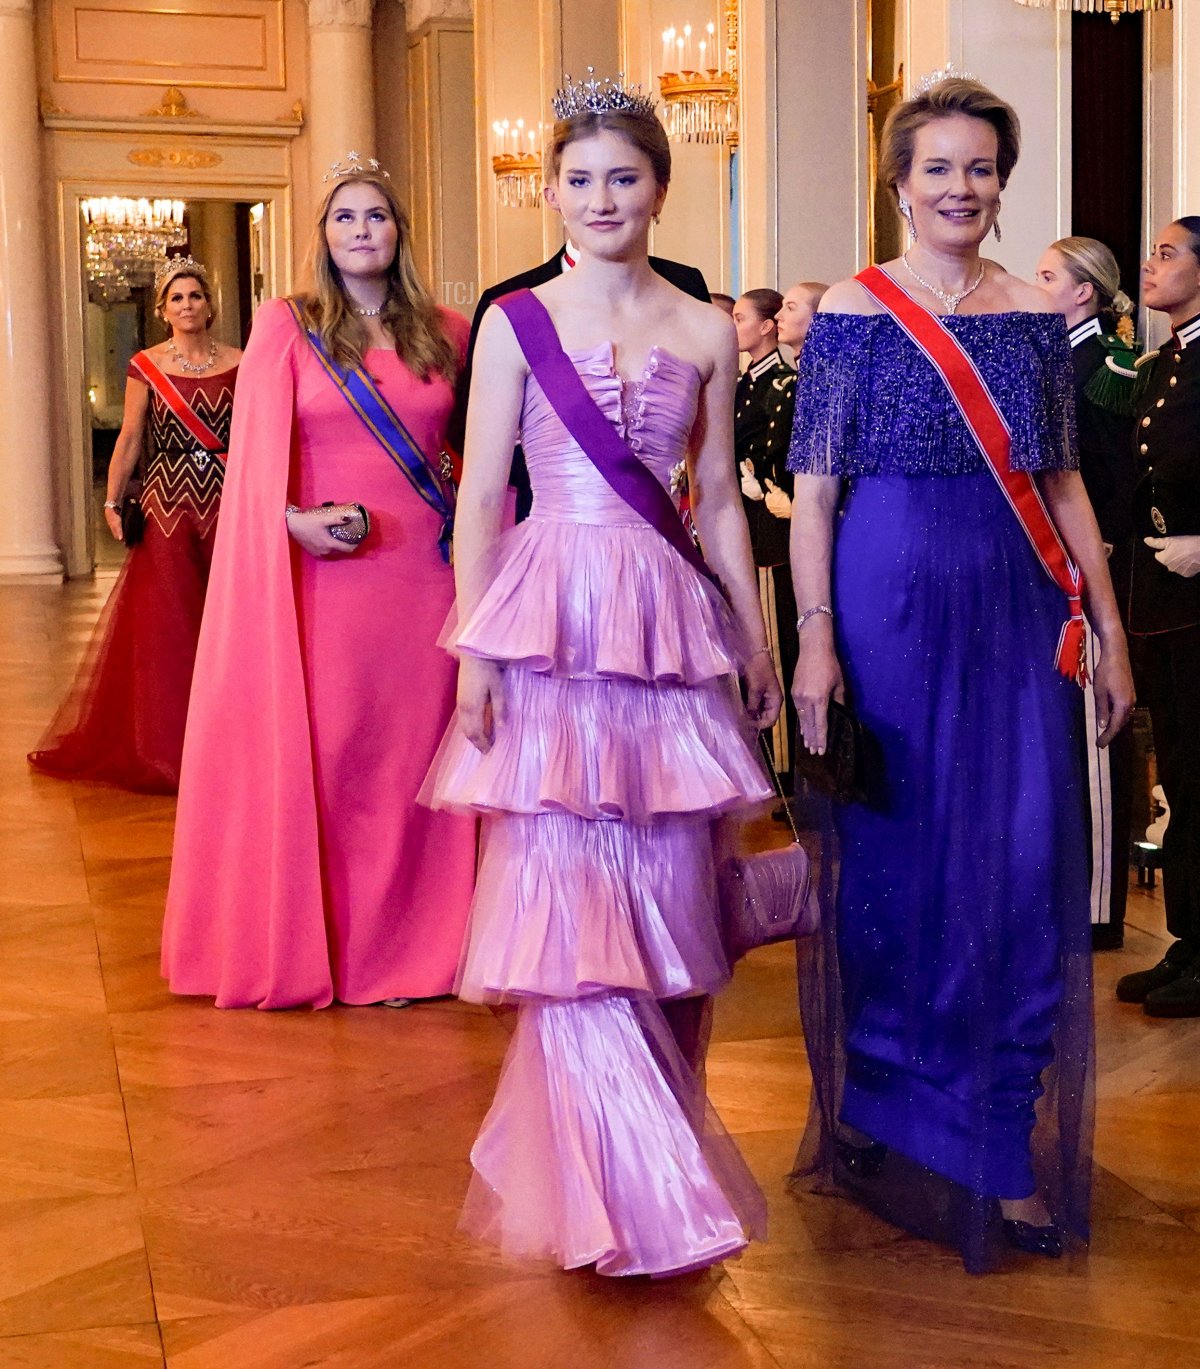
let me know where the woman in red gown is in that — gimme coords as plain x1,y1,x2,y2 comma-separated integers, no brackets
29,258,241,792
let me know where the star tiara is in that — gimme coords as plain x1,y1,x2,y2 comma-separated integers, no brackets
551,68,657,121
322,151,392,184
914,63,979,97
154,255,207,291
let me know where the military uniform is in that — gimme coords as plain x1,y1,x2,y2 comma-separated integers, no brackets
1121,311,1200,1013
734,348,798,777
1068,316,1139,949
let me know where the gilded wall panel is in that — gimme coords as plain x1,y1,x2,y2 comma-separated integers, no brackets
51,0,286,89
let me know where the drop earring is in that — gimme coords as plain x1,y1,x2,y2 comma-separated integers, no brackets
899,198,916,241
993,202,1002,242
652,211,661,226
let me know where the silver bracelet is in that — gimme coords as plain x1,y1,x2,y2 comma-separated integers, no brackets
103,499,122,511
797,604,834,630
285,504,300,518
748,643,773,660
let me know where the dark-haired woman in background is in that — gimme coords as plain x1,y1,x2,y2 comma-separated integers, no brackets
163,157,475,1009
787,77,1134,1270
1036,236,1139,951
29,259,240,792
733,288,799,782
1115,218,1200,1018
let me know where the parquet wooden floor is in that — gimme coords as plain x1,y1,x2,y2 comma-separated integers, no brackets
1,574,1198,1368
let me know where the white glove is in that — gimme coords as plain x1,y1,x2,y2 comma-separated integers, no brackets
740,458,764,501
764,478,792,520
1145,535,1200,578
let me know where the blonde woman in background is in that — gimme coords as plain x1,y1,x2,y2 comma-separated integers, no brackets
1036,235,1140,952
29,259,240,792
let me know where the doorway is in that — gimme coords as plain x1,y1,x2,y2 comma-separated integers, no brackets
80,195,273,569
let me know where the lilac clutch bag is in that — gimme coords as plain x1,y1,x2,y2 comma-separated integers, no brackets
719,733,819,962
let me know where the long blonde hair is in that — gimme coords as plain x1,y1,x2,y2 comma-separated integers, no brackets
299,171,457,382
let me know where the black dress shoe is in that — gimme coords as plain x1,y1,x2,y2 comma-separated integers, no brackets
834,1136,888,1178
1002,1219,1063,1259
1144,963,1200,1018
1116,943,1195,1003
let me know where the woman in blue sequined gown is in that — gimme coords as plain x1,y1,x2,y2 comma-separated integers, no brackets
786,79,1134,1271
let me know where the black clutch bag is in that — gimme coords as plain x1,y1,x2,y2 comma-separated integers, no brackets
121,497,145,548
793,699,870,805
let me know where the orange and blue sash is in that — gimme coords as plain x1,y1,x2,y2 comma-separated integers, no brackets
856,266,1087,686
285,299,454,561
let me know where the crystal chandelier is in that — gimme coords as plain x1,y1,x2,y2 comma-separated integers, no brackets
81,197,188,304
658,0,739,147
1013,0,1172,22
491,119,542,210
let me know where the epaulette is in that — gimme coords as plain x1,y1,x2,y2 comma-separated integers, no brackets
1083,332,1142,416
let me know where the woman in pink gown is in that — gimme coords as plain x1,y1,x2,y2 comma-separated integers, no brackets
162,158,475,1009
425,83,781,1275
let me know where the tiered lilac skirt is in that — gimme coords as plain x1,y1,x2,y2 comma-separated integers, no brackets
426,517,772,1275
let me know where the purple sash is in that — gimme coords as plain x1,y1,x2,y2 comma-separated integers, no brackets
495,288,716,586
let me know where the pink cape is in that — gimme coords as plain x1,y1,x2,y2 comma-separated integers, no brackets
163,298,475,1009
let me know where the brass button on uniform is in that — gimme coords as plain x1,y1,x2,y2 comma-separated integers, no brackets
1157,398,1166,408
1140,442,1149,454
1142,416,1152,427
1171,376,1178,387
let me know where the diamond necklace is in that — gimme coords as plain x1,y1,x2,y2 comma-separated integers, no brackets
900,251,985,315
355,305,383,317
167,337,217,375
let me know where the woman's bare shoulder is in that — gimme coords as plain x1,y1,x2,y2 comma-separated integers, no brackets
818,276,884,316
986,264,1057,314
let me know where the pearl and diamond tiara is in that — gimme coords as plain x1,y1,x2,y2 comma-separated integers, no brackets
551,68,656,121
154,255,207,291
321,150,392,185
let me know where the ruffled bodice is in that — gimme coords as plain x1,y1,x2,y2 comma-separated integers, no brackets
521,342,698,524
427,332,770,827
787,311,1079,478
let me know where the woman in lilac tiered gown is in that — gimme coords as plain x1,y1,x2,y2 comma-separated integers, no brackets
426,82,781,1276
786,77,1135,1271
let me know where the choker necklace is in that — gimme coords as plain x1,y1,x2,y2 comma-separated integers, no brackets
355,305,383,317
901,251,985,315
167,337,217,375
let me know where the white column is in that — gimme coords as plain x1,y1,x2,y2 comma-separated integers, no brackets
1173,1,1200,218
0,0,61,579
306,0,378,196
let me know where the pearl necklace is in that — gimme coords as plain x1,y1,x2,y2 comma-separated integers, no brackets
355,305,383,317
167,337,218,375
901,252,985,315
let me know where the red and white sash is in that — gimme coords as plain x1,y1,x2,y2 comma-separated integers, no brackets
129,351,227,458
856,265,1087,686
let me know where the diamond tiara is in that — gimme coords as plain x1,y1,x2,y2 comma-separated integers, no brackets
322,151,392,184
551,68,657,121
914,63,979,97
154,255,207,291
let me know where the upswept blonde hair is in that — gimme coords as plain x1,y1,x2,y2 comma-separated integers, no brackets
1049,236,1134,317
155,268,214,335
299,171,457,383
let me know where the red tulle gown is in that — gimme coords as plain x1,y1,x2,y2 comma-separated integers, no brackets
28,359,236,793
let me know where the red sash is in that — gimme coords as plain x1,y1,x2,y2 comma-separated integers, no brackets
130,352,227,458
856,266,1087,686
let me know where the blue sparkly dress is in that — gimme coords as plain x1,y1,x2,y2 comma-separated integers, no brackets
787,310,1092,1271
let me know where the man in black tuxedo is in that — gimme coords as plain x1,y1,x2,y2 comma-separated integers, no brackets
449,241,710,518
